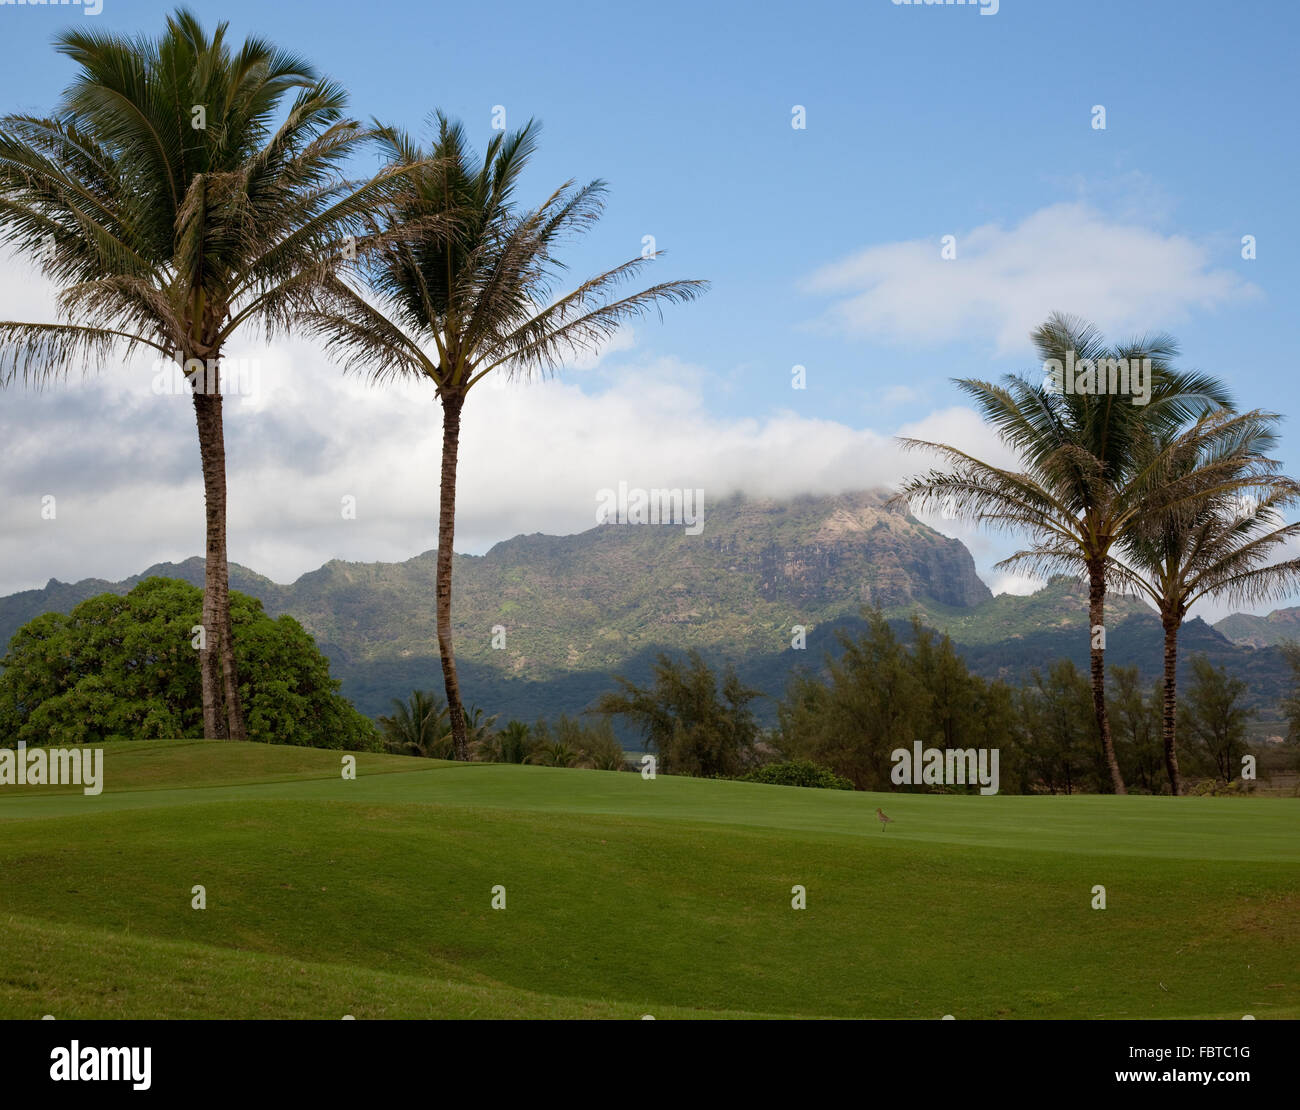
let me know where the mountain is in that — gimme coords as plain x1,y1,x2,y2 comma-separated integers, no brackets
0,489,1290,733
0,489,986,671
272,489,990,674
947,579,1289,733
1215,608,1300,650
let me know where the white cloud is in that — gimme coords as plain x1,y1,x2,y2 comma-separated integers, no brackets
880,384,921,407
0,305,1013,593
568,326,635,372
4,239,1291,623
806,203,1259,354
990,573,1047,597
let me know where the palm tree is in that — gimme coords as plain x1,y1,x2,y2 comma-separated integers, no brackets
0,9,410,739
463,705,500,755
378,689,452,757
1113,408,1300,795
479,719,534,764
303,115,707,759
525,741,582,768
894,314,1230,794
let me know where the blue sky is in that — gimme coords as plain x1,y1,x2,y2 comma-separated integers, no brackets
1,0,1297,616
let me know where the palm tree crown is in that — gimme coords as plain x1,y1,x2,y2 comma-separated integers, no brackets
0,8,410,739
302,113,708,758
1114,408,1300,792
894,313,1232,793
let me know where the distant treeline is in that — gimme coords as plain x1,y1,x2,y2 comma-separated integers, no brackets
3,585,1295,796
590,609,1298,796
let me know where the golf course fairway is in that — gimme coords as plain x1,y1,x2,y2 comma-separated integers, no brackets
0,741,1295,1020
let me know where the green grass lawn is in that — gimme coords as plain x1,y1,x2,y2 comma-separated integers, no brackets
0,741,1295,1019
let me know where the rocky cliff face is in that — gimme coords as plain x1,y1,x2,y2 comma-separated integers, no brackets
702,491,990,610
0,489,990,681
3,491,1292,727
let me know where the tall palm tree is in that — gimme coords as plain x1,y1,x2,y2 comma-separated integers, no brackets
894,314,1230,794
1113,408,1300,795
0,9,410,739
303,115,707,760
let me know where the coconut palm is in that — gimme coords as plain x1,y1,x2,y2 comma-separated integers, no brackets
302,115,707,759
525,741,582,768
0,9,411,739
378,689,452,757
894,314,1230,794
479,719,535,764
463,705,500,753
1113,408,1300,795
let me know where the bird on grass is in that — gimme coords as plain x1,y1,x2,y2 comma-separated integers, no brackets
876,807,893,831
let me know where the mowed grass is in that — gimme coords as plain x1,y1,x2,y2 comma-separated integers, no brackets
0,742,1296,1019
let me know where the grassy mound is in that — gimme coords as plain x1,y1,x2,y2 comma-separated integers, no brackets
0,742,1295,1019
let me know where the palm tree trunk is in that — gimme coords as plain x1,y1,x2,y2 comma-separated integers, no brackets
220,601,245,741
437,393,469,760
192,384,246,740
1161,614,1182,796
1087,559,1127,794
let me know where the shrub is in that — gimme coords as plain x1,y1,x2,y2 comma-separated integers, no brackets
1188,777,1254,797
526,714,626,770
741,760,853,790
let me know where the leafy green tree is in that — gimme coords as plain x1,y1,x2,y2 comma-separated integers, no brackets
518,715,624,770
595,651,759,778
1278,642,1300,746
566,717,625,770
301,116,707,759
895,314,1230,793
977,677,1032,796
0,578,376,749
778,611,1026,792
0,9,408,740
777,611,929,789
1107,665,1165,794
908,616,1019,755
1180,656,1253,784
1019,660,1097,794
1276,643,1300,779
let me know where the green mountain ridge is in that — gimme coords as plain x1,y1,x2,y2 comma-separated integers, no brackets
0,489,1292,730
3,489,989,672
1213,607,1300,649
